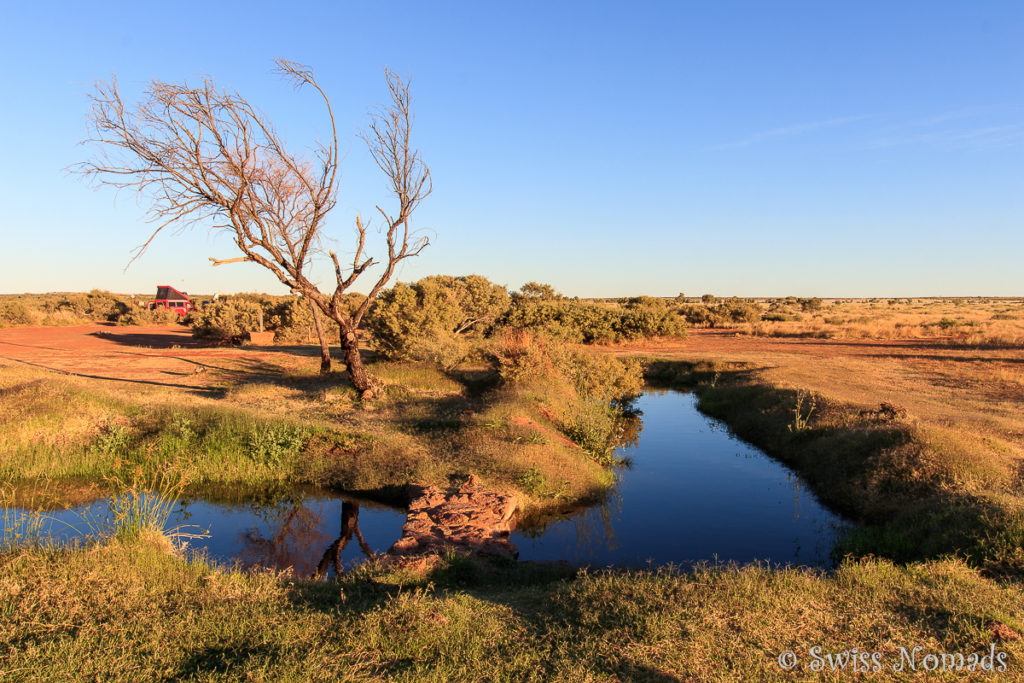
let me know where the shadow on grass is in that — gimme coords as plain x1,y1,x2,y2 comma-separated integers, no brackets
446,364,502,397
173,643,283,680
280,554,685,681
0,356,229,398
392,394,471,435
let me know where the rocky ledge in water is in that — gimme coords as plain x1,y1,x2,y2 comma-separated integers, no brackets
385,476,519,564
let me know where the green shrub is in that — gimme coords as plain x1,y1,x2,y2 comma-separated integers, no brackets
799,297,824,312
491,329,556,384
681,300,762,327
762,312,804,323
557,351,644,403
619,295,667,308
517,281,559,300
504,284,684,343
717,300,762,323
116,307,181,326
557,400,623,465
267,298,319,343
492,330,643,403
398,331,476,370
679,304,719,327
189,299,265,340
92,425,132,457
367,275,510,359
245,423,310,467
0,290,138,327
492,329,640,466
0,301,35,327
616,304,683,339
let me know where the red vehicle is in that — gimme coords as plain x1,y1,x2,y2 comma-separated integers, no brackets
146,286,196,317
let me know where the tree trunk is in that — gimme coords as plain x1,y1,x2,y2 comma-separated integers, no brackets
309,300,332,375
339,324,376,397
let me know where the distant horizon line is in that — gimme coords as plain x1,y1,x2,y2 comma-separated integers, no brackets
1,290,1021,300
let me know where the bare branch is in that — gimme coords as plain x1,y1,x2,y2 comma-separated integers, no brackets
209,256,250,266
76,62,431,395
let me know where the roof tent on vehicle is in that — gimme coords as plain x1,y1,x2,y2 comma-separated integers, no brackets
155,286,189,301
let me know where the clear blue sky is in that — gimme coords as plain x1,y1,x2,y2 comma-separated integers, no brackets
1,1,1021,297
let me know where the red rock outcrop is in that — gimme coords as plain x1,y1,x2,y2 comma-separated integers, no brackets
385,475,519,561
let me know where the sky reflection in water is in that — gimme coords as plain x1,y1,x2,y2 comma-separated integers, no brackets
513,390,847,568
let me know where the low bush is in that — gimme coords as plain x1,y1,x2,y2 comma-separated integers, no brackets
762,311,803,322
616,301,684,339
116,307,181,326
799,297,824,312
0,290,138,327
504,284,685,343
681,300,763,327
367,275,510,360
492,329,643,403
0,300,35,327
188,299,265,340
267,297,320,344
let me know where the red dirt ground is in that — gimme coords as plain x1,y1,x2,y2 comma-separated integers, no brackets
2,323,1021,446
1,325,1019,379
0,323,292,388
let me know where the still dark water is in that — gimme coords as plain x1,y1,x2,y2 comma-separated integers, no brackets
513,390,845,567
4,391,845,572
8,493,407,576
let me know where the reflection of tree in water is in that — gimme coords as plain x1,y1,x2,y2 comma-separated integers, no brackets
239,496,331,576
315,501,377,579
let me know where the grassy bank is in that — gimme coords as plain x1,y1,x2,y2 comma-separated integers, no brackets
0,345,630,514
2,537,1022,680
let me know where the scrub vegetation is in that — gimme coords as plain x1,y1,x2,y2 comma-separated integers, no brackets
0,290,180,327
6,291,1022,349
2,291,1024,679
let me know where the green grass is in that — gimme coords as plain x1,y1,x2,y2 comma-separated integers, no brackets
1,539,1021,680
1,389,327,489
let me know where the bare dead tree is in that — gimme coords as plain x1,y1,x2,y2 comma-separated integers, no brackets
77,60,431,396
